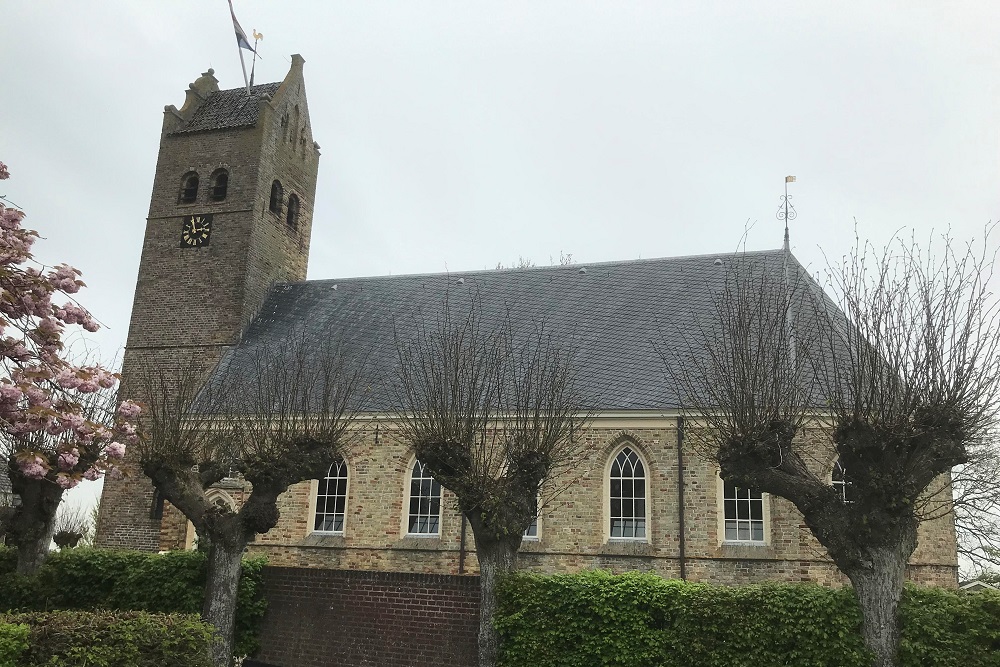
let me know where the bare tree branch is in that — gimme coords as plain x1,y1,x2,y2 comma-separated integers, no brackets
133,331,366,667
667,228,1000,667
392,293,591,667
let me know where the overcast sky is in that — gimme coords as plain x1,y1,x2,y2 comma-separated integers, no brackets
2,2,999,511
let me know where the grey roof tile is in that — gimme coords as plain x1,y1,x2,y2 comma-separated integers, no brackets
171,82,281,135
211,248,833,412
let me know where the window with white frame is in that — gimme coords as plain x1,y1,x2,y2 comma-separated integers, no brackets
723,481,764,542
407,460,442,535
314,459,348,533
832,459,856,503
609,446,646,540
523,495,539,540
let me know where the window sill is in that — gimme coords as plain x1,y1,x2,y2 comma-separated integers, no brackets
600,540,654,557
520,537,543,552
395,535,446,550
718,541,775,559
302,533,346,548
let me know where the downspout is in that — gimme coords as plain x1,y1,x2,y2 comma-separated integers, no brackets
677,416,687,581
458,515,467,574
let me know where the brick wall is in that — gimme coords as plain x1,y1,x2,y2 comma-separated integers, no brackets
254,567,479,667
240,418,958,589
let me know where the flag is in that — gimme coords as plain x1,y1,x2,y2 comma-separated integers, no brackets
785,175,796,183
228,0,256,53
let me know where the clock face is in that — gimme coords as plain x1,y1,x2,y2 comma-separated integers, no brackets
180,214,212,248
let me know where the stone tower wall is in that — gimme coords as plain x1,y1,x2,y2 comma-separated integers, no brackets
95,57,319,550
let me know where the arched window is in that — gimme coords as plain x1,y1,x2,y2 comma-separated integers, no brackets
609,446,646,539
268,180,283,213
832,459,855,504
209,169,229,201
314,459,348,533
286,193,300,230
407,460,441,536
179,172,199,204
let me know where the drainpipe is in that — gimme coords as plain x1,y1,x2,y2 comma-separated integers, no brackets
459,515,467,574
677,416,687,580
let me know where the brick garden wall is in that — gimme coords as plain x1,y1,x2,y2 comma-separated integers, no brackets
253,567,480,667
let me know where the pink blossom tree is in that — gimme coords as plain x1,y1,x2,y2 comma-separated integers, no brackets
0,160,139,574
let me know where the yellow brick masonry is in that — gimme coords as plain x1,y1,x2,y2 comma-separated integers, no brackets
159,416,958,588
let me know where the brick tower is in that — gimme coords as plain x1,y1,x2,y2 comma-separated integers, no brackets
96,55,320,550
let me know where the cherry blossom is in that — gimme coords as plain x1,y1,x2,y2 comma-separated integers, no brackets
1,159,140,519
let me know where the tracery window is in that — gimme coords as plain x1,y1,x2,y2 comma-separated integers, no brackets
723,481,764,542
407,460,441,536
179,172,199,203
314,459,348,533
832,459,856,504
609,446,646,540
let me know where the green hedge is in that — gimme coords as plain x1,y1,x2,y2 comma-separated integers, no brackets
496,571,1000,667
0,610,212,667
0,547,267,657
0,622,29,667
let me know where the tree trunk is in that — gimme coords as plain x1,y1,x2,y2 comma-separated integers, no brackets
844,539,914,667
8,474,64,575
202,537,246,667
475,535,519,667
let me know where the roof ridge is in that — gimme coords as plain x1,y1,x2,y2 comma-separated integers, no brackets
277,247,790,287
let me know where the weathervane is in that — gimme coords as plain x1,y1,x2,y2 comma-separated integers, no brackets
777,175,797,251
249,30,263,87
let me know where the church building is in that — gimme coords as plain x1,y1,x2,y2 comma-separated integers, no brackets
95,56,959,589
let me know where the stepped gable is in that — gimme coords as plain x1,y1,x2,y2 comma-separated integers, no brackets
209,248,836,412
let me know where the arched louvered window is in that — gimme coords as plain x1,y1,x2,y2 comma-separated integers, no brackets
286,193,300,230
268,180,283,213
609,446,646,539
209,169,229,201
314,459,348,533
179,172,199,204
407,460,441,535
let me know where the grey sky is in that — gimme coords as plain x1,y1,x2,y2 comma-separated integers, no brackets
2,2,999,511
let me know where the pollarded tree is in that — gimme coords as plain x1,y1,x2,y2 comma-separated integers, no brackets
134,336,364,667
393,299,589,667
920,433,1000,577
0,160,138,574
670,232,1000,667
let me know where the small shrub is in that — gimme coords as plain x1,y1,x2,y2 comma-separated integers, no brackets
0,622,29,667
1,610,212,667
0,546,267,658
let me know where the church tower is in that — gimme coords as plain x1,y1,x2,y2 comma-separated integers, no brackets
96,55,320,550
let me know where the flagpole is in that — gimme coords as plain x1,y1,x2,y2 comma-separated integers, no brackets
228,0,251,95
238,46,250,95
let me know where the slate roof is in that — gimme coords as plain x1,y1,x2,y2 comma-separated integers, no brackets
171,82,281,135
209,248,836,412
